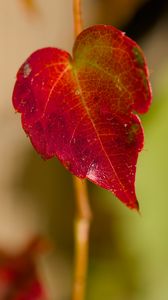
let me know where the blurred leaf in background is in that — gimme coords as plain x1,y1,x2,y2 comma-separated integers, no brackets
0,236,48,300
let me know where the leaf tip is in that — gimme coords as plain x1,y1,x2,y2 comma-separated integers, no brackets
134,199,140,212
132,46,145,67
125,197,140,211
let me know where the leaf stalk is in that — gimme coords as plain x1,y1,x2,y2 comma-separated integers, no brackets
73,0,83,36
72,1,92,300
72,176,92,300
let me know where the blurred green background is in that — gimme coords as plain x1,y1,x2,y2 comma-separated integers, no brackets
1,0,168,299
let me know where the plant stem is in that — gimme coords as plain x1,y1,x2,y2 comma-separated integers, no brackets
72,1,91,300
73,0,83,36
72,176,92,300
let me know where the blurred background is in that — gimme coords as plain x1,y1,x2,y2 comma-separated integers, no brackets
0,0,168,299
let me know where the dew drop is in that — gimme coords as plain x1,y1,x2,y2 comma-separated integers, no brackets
87,167,97,181
91,163,95,169
30,106,35,113
20,98,26,105
23,63,32,78
75,89,80,96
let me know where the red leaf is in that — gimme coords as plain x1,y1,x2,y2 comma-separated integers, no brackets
12,25,152,209
0,237,48,300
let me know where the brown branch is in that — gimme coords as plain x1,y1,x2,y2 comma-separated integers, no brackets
72,1,91,300
72,176,92,300
73,0,83,36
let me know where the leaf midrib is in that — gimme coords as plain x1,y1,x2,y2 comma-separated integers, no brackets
72,65,131,202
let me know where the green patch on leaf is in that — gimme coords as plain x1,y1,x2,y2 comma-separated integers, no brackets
127,123,140,143
133,47,144,66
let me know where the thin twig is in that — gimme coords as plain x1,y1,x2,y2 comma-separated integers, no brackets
73,0,83,36
72,176,92,300
72,1,91,299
